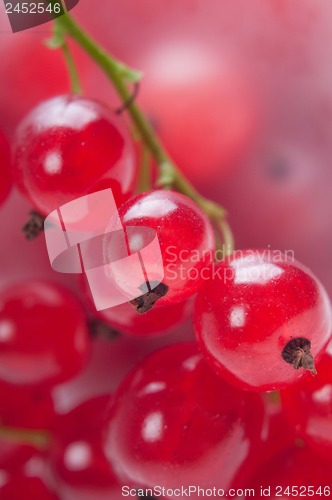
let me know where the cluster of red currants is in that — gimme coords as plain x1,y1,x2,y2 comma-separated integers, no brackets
1,61,332,500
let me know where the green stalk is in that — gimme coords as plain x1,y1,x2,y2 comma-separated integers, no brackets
0,425,50,449
52,9,234,254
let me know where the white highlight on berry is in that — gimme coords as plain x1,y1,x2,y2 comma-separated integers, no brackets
44,151,63,175
128,232,145,253
125,198,177,220
183,354,200,371
229,306,246,328
142,411,164,442
0,319,15,341
231,258,283,285
64,441,92,471
312,384,332,404
0,471,8,488
141,381,167,395
37,97,98,131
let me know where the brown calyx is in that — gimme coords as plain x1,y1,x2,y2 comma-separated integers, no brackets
22,210,45,240
88,318,120,340
281,337,317,375
130,282,168,314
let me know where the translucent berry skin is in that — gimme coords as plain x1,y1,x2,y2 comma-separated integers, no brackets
0,475,59,500
105,342,264,492
281,345,332,459
80,275,192,337
194,249,332,391
0,384,54,470
110,190,215,305
0,281,90,387
96,299,192,337
12,95,137,215
246,446,332,498
50,395,121,493
0,131,12,205
0,384,55,429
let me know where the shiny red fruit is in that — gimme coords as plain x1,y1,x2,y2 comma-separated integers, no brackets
105,342,264,492
246,446,332,498
194,249,332,391
0,384,55,429
81,273,193,337
106,190,215,307
0,281,90,387
95,299,192,337
13,95,137,215
50,395,121,493
0,440,36,472
0,131,12,205
0,474,59,500
281,344,332,459
0,384,54,470
139,42,256,186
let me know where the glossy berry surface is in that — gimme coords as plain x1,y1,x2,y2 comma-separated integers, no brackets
0,130,12,206
0,440,36,472
0,281,90,387
0,474,59,500
0,384,55,429
281,345,332,459
105,342,264,491
50,395,121,493
96,299,192,337
246,446,332,498
194,249,332,391
81,275,193,336
105,190,215,307
12,95,137,215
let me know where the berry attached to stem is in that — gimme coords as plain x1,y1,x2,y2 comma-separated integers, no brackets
129,282,168,314
281,337,317,375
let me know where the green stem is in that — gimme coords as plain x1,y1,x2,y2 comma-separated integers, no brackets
137,146,151,193
54,10,234,256
0,425,50,449
56,14,166,160
214,217,235,257
61,40,81,94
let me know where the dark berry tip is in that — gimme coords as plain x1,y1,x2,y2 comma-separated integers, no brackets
281,337,317,375
22,210,45,240
130,281,168,314
89,318,120,340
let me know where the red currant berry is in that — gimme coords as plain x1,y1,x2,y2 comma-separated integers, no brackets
0,130,12,206
0,384,55,430
50,395,123,496
105,342,264,492
194,249,332,391
104,190,215,311
81,275,193,336
0,281,90,387
95,299,192,337
0,474,59,500
0,441,36,473
246,446,332,497
281,344,332,459
246,392,296,477
12,95,137,215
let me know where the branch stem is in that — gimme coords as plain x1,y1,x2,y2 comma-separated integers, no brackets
54,10,234,256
